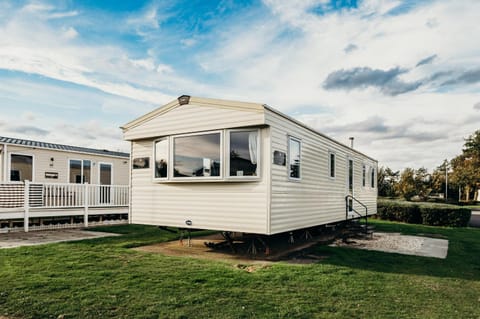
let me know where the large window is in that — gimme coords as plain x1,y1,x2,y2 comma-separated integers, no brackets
288,137,301,180
229,130,258,177
154,138,168,178
69,159,91,183
10,154,33,181
174,132,221,178
329,152,336,178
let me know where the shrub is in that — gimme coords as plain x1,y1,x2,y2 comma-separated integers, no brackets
420,207,471,227
376,200,422,224
377,199,471,227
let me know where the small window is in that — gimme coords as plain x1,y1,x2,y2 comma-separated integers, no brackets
371,167,375,188
348,159,353,193
273,150,286,166
10,154,33,182
362,164,366,187
133,157,150,169
173,132,221,178
154,138,168,178
329,152,336,178
69,159,91,183
229,130,259,177
288,137,301,179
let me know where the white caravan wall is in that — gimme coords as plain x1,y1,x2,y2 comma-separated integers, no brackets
124,103,265,141
266,110,377,234
130,129,271,234
5,145,129,184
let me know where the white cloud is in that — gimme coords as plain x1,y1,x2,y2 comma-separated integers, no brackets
187,0,480,170
1,0,479,171
23,111,36,121
180,38,197,47
62,26,78,39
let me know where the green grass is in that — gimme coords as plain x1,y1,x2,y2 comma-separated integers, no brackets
1,221,479,319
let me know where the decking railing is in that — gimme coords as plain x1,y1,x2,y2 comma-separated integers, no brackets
0,181,129,232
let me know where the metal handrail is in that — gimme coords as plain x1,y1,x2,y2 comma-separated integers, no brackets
345,195,369,230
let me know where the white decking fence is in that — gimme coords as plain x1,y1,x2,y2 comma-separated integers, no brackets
0,181,129,232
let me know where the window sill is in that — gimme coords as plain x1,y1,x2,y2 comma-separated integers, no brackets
153,177,261,183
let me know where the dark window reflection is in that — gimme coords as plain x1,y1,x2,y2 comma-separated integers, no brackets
229,131,258,176
289,138,301,179
330,153,335,178
10,154,33,181
349,159,354,192
174,133,221,177
155,138,168,178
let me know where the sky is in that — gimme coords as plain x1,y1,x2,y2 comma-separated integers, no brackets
0,0,479,172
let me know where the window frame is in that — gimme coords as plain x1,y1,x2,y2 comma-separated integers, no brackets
9,153,35,182
328,151,336,179
68,158,91,184
171,130,224,181
287,135,302,181
226,128,261,180
153,137,170,181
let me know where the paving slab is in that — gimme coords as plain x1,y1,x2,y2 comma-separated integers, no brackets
0,230,119,249
470,210,480,227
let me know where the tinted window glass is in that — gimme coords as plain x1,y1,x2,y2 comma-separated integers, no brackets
289,138,301,179
10,154,33,181
229,131,258,176
348,159,354,192
69,159,82,183
329,153,335,178
155,138,168,178
174,133,221,177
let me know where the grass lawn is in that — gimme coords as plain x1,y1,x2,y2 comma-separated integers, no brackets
0,221,479,319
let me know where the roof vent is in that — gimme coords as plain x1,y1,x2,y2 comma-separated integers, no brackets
178,95,190,105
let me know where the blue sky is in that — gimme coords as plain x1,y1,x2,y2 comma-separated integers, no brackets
0,0,479,170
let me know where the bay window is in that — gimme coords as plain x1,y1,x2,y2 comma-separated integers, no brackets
153,129,261,181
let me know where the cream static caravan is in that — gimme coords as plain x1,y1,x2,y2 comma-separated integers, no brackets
0,136,129,185
122,95,377,235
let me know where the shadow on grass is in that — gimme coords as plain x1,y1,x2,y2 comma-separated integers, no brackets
62,222,480,281
66,224,215,249
313,220,480,281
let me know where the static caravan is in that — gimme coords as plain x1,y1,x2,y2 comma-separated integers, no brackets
0,136,130,231
0,136,130,185
122,95,377,235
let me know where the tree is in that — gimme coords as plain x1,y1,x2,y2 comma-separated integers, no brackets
397,168,416,200
378,166,399,197
413,167,431,201
464,129,480,157
449,130,480,202
396,167,431,201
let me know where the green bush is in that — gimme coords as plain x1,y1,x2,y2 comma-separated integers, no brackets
420,207,471,227
377,199,471,227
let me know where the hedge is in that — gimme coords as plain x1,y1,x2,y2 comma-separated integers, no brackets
377,199,471,227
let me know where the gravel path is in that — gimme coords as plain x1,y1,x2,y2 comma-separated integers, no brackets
0,229,119,249
331,232,449,259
